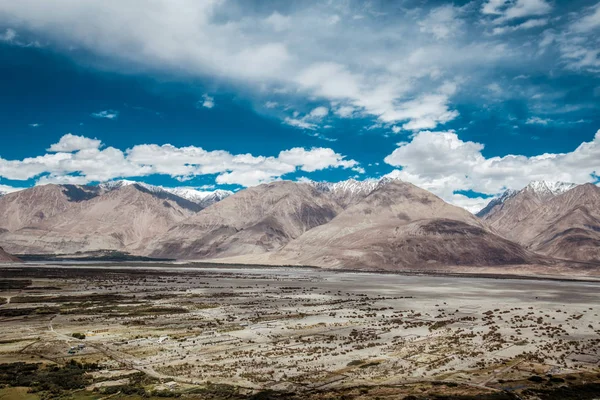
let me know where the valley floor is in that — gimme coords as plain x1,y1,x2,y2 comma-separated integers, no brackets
0,263,599,399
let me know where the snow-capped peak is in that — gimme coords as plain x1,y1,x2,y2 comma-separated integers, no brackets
162,187,233,205
476,181,578,217
309,176,401,196
98,180,232,206
475,189,517,217
524,180,577,196
98,179,156,191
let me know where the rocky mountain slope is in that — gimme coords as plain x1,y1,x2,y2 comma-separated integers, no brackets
0,184,101,232
261,180,543,270
507,183,600,262
0,246,21,263
0,184,201,255
0,178,597,270
477,181,577,239
309,178,384,208
147,181,343,259
99,180,233,208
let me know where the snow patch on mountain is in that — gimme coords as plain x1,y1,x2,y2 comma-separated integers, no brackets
99,180,232,206
163,187,233,206
476,180,577,217
475,189,517,217
524,180,577,196
309,177,401,195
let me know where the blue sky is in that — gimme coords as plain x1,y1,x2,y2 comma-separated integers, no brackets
0,0,599,211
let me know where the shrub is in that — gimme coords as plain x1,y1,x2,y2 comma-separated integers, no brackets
528,375,545,383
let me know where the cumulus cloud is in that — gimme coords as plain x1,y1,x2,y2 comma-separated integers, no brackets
91,110,119,119
0,134,359,187
384,129,600,208
47,133,102,152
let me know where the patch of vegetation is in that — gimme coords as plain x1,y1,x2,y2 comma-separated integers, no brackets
16,252,174,262
523,383,600,399
10,293,133,304
528,375,545,383
346,360,364,366
0,306,59,317
0,361,98,397
0,279,32,290
72,332,86,340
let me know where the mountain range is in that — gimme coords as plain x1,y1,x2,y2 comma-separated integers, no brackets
0,178,598,270
479,181,600,263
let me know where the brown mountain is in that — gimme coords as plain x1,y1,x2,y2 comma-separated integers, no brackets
147,181,343,259
508,183,600,262
260,180,542,270
0,184,200,255
477,181,576,240
0,246,21,263
0,184,101,232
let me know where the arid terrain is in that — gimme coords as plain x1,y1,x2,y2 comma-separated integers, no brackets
0,263,599,399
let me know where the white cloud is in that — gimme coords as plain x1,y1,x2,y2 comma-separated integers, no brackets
526,116,552,125
334,105,356,118
278,147,357,172
265,101,278,108
419,5,464,40
327,15,341,25
391,126,401,134
448,193,494,214
483,0,552,23
0,134,359,187
200,94,215,109
0,184,25,194
264,12,291,32
91,110,119,119
283,106,329,130
0,0,591,133
571,3,600,33
482,0,507,16
0,1,491,131
47,133,102,152
491,18,548,35
384,129,600,207
381,90,459,131
310,132,337,142
284,117,317,130
503,0,552,20
308,106,329,119
29,123,41,128
0,28,16,42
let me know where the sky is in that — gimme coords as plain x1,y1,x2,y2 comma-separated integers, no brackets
0,0,599,212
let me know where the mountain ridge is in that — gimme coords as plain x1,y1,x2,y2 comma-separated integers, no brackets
0,178,597,271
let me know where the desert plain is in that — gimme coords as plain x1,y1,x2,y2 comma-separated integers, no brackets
0,264,599,399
